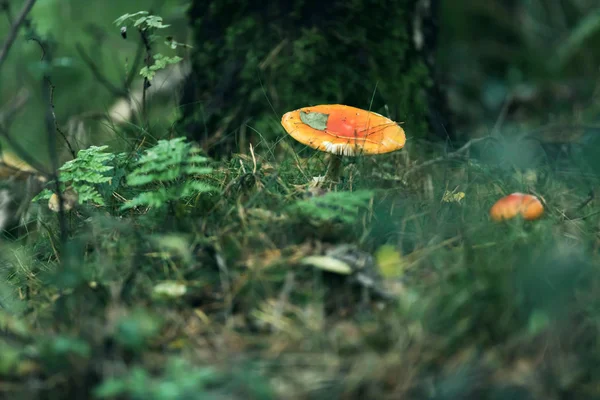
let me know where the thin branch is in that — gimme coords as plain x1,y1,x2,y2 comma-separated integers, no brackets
29,36,68,245
0,0,37,71
43,80,68,246
0,125,50,176
2,0,15,24
402,136,496,181
75,43,128,98
125,41,144,89
0,87,29,129
47,83,76,158
139,28,152,128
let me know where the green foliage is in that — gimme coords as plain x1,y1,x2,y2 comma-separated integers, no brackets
94,358,219,400
39,335,91,371
140,54,183,81
288,190,374,224
114,309,163,352
33,145,116,206
114,11,170,31
556,7,600,68
121,138,217,210
31,138,217,212
114,10,187,81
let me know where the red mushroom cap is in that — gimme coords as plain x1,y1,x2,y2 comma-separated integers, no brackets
281,104,406,156
490,193,544,222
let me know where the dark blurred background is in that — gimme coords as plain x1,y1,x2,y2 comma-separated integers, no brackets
0,0,599,162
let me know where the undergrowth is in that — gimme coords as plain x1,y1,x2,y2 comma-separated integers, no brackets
3,4,600,400
2,127,600,400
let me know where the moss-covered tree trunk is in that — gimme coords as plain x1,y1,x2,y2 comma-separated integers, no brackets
179,0,451,156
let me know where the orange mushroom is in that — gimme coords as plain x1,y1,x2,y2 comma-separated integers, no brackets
490,193,544,222
281,104,406,181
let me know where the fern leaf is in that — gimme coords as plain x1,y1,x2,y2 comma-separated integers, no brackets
288,190,374,223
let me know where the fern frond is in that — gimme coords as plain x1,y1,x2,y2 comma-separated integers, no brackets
32,145,116,207
121,138,218,210
288,190,374,223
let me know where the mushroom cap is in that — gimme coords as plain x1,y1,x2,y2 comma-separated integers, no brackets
490,193,544,222
281,104,406,156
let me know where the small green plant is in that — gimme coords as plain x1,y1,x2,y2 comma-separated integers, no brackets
113,11,171,31
121,137,217,211
139,53,183,81
113,11,187,82
33,145,118,207
288,190,374,224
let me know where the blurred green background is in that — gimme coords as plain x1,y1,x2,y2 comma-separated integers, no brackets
2,0,600,163
0,0,189,166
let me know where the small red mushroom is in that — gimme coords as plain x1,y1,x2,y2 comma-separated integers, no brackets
490,193,544,222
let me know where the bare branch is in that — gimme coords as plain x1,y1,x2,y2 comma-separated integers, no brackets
0,87,29,129
139,28,153,128
0,125,50,177
0,0,37,71
125,41,144,89
29,36,68,244
75,42,128,98
402,136,496,181
47,83,76,159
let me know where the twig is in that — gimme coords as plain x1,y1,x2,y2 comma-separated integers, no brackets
2,0,14,23
490,93,513,137
30,36,68,246
0,87,29,129
139,28,152,128
0,125,49,176
125,41,144,89
75,43,128,98
46,83,76,159
576,190,594,211
0,0,37,71
564,190,595,220
46,82,67,244
402,136,496,181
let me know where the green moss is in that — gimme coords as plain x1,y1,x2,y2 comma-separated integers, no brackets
180,0,432,153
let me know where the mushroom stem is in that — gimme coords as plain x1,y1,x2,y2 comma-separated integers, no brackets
325,153,343,183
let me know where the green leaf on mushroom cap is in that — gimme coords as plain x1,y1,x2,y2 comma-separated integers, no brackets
300,111,328,130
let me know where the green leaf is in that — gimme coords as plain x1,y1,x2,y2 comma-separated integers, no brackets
113,11,148,26
35,145,117,207
300,110,328,130
121,137,217,210
32,188,54,203
289,190,374,223
140,54,183,81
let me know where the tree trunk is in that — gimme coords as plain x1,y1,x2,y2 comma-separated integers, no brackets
179,0,452,157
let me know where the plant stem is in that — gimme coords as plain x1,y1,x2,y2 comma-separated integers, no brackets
325,153,343,183
139,28,152,129
0,0,37,71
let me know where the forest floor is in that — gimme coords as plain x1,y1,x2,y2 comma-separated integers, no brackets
1,126,600,400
